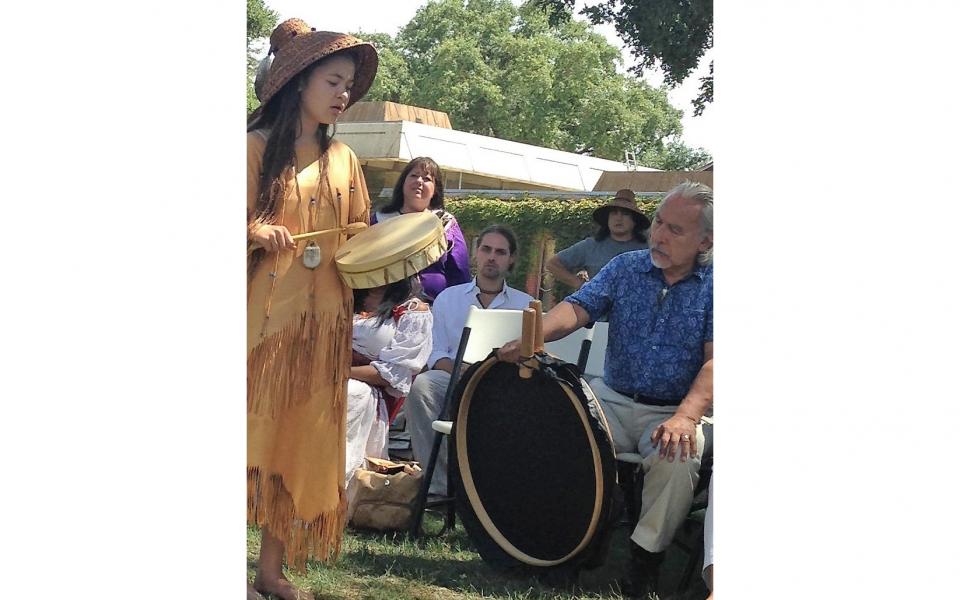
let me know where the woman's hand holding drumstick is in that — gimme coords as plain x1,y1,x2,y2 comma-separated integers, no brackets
248,222,368,254
250,224,296,253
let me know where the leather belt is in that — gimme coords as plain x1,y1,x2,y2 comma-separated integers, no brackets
613,387,678,407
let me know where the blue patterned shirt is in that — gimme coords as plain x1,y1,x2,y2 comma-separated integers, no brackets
566,250,712,404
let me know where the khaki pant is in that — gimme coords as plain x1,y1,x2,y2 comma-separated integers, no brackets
589,378,704,553
406,369,452,495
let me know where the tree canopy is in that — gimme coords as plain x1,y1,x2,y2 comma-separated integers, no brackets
247,0,278,113
535,0,713,115
243,0,710,167
356,0,708,167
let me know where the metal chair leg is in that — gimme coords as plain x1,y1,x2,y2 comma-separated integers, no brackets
576,339,592,373
408,328,471,539
409,421,447,538
444,432,456,531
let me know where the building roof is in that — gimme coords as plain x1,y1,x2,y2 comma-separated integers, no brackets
592,170,713,192
336,120,648,192
339,101,452,129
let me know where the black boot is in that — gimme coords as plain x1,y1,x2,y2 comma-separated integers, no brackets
620,544,664,600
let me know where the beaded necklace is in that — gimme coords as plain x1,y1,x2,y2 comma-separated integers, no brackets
258,136,325,339
293,142,324,269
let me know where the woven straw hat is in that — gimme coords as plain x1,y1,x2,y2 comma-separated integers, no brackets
254,18,379,112
591,188,651,229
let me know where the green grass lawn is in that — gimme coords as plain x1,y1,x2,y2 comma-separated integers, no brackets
247,512,709,600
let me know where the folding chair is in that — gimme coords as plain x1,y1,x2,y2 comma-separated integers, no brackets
671,418,713,593
579,318,713,594
544,325,593,372
577,321,648,522
582,320,609,381
617,418,713,597
408,306,524,538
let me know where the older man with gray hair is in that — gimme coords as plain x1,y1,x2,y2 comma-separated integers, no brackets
499,181,714,600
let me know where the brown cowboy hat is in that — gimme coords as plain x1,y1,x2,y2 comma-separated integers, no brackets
252,18,379,116
592,189,651,229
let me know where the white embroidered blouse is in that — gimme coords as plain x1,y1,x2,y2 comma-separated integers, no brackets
352,301,433,396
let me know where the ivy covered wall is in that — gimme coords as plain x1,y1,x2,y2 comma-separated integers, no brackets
442,194,662,306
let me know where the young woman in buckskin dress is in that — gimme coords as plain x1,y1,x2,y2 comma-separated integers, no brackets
246,18,378,600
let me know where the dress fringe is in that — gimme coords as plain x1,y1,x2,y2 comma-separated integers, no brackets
350,209,370,227
247,309,351,417
248,467,348,570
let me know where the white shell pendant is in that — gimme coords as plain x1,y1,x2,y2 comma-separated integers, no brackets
302,242,322,269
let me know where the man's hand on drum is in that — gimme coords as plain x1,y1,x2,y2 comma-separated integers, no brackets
496,339,523,364
651,413,698,463
252,224,296,253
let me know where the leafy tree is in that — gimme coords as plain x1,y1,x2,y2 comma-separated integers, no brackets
641,140,711,171
362,0,689,163
247,0,278,114
352,32,412,104
535,0,713,115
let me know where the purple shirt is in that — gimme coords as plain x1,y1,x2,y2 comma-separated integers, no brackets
372,209,472,301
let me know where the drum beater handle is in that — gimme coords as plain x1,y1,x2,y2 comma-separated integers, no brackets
530,299,545,353
519,307,538,379
247,222,368,255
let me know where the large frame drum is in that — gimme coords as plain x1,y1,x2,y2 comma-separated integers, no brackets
335,211,447,289
451,353,621,572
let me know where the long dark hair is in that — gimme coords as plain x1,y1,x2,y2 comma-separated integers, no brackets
379,157,445,214
246,51,360,277
353,277,416,326
593,209,648,243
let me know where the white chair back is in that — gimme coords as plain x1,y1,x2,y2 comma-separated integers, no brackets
582,321,609,379
544,326,594,367
461,306,525,364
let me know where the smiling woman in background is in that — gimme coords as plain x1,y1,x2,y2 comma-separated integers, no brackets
372,157,471,301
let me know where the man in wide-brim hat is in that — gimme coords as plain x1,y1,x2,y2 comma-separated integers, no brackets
592,188,652,231
546,188,651,290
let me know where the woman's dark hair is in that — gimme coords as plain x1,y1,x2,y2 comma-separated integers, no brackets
353,277,416,326
246,50,360,278
476,224,519,273
379,157,445,214
593,208,648,243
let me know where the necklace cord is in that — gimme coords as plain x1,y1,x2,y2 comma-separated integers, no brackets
259,139,324,338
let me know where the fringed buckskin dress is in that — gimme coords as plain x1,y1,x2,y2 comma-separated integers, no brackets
246,129,370,569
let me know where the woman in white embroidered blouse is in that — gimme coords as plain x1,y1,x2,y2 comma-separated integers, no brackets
346,276,433,510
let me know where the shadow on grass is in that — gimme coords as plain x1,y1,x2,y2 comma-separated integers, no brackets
247,512,708,600
337,520,634,599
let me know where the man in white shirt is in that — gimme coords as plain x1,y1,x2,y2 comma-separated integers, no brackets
406,224,534,494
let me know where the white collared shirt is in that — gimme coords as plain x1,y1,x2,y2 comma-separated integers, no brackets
426,278,535,368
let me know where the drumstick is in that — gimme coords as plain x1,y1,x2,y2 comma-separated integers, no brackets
529,299,544,353
247,222,368,255
519,307,536,379
292,221,367,241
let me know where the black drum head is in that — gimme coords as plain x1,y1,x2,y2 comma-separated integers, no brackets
451,354,619,571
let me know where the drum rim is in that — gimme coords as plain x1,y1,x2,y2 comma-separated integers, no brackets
455,356,605,567
335,212,446,273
